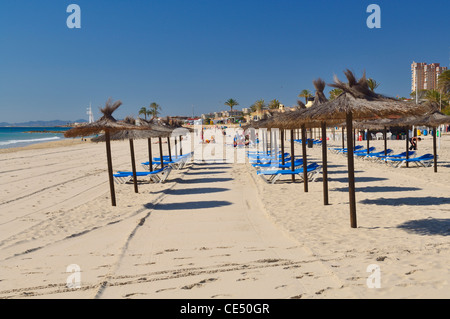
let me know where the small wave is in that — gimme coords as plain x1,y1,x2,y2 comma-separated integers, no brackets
0,136,61,146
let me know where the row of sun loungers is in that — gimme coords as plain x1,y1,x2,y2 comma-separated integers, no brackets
246,150,322,184
294,139,322,145
328,145,435,168
113,152,193,184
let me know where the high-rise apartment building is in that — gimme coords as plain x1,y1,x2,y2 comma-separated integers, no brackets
411,62,448,92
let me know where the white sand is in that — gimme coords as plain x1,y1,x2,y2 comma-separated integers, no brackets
0,132,449,299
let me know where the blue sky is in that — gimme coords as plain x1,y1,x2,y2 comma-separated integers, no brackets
0,0,449,122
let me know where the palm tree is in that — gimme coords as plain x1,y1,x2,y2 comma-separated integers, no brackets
367,78,380,92
148,102,161,119
138,106,149,120
225,98,239,112
254,99,265,112
268,99,281,109
438,70,450,107
298,89,312,104
410,90,427,101
438,70,450,95
328,88,343,100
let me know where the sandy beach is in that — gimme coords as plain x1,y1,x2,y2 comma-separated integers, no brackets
0,132,449,299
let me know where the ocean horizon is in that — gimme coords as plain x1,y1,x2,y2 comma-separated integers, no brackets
0,127,72,149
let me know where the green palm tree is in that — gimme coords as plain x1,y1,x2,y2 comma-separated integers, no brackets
148,102,161,118
268,99,281,109
225,98,239,112
139,106,148,120
298,89,312,104
328,88,343,100
438,70,450,94
367,78,380,92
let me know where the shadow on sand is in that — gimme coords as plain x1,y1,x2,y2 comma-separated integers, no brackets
360,196,450,206
145,200,232,210
397,218,450,236
184,171,226,175
162,187,230,196
170,177,233,184
330,176,388,183
333,186,422,193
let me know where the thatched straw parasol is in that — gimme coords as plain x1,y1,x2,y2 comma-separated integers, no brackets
91,117,173,194
137,118,175,170
64,98,143,206
391,111,450,172
305,70,433,228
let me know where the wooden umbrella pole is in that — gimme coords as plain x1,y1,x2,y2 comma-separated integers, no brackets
167,137,172,161
321,122,329,205
406,127,409,168
353,128,356,150
342,126,345,149
269,129,272,155
290,130,295,182
281,129,285,170
367,129,370,155
301,125,308,192
159,137,164,169
384,127,387,156
179,135,183,156
147,138,153,172
174,135,178,158
129,139,138,193
346,112,357,228
433,126,437,173
105,130,116,207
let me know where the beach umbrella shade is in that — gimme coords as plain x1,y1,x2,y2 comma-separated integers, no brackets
91,117,172,193
301,70,432,228
138,118,174,170
392,111,450,172
64,99,144,206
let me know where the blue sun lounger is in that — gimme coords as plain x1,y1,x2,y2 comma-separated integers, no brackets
114,166,172,184
354,148,387,158
247,152,290,159
256,163,322,184
252,158,303,169
363,149,394,161
329,145,363,154
385,153,434,168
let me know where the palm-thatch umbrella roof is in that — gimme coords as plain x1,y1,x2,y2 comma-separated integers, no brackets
285,70,433,228
391,111,450,173
317,70,434,228
64,99,144,207
64,99,140,138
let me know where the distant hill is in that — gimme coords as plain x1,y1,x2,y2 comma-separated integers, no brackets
0,119,87,127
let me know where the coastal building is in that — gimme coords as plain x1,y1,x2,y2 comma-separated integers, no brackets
411,62,448,92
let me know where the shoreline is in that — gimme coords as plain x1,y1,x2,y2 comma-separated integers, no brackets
0,138,92,154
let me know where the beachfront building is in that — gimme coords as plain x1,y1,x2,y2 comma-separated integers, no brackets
411,62,448,92
201,109,244,125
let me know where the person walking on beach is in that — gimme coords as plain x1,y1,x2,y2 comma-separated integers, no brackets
409,136,421,150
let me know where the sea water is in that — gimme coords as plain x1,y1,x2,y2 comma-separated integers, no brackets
0,127,71,149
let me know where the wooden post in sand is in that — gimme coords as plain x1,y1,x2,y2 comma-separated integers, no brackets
167,137,172,161
147,138,153,172
433,126,437,173
159,137,164,169
105,130,116,207
281,129,285,170
290,130,295,182
301,125,308,193
321,122,329,205
346,112,357,228
129,139,138,193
